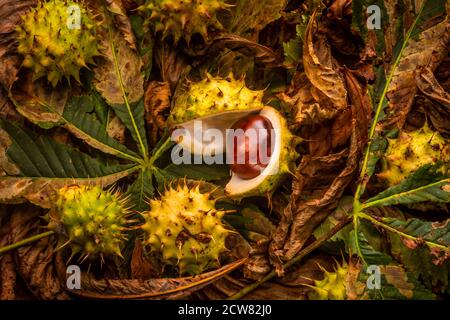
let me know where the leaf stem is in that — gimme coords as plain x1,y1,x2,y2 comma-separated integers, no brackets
353,1,427,203
0,231,55,256
107,26,148,161
227,217,352,300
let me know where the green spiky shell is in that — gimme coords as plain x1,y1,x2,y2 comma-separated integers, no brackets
168,74,265,125
141,183,229,275
140,0,228,43
308,261,349,300
379,125,449,186
16,0,100,87
48,185,129,260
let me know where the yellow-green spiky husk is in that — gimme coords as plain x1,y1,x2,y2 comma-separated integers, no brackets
378,125,449,186
48,185,129,260
308,261,349,300
168,74,265,125
16,0,100,87
140,0,228,43
141,183,229,275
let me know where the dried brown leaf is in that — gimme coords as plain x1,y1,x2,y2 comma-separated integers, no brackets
130,239,160,279
0,0,36,89
107,115,126,145
416,67,450,135
206,34,282,68
94,27,144,105
269,102,362,274
57,257,247,299
386,19,448,128
0,171,133,208
0,207,16,300
144,81,171,146
9,205,70,299
278,73,336,127
303,12,347,112
155,42,190,91
0,87,21,122
103,0,137,50
10,76,68,128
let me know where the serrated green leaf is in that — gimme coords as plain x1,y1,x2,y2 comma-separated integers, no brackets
126,169,154,211
63,95,142,163
0,119,137,207
110,99,148,158
358,211,450,259
363,164,449,209
350,229,393,266
389,230,450,293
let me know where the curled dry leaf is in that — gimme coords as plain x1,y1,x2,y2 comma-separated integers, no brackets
130,239,160,279
416,68,450,135
227,0,288,38
102,0,137,50
0,172,133,208
197,254,333,299
155,42,190,91
269,103,362,274
0,87,21,123
0,0,37,89
144,81,171,146
10,76,68,128
9,205,70,299
0,206,16,300
94,27,144,105
303,12,347,112
206,34,282,68
56,255,247,300
386,19,448,128
107,115,127,145
279,72,337,127
0,126,21,176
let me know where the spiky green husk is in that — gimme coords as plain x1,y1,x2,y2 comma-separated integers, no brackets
141,183,229,275
379,125,449,186
168,74,265,125
308,261,349,300
16,0,100,87
140,0,228,43
48,185,129,260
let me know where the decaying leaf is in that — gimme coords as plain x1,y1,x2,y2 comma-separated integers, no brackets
103,0,137,50
303,12,348,112
144,81,171,146
385,14,448,128
416,67,450,135
57,256,247,299
94,26,144,106
9,205,70,299
0,0,36,89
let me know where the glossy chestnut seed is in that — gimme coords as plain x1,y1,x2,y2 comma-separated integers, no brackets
229,114,273,180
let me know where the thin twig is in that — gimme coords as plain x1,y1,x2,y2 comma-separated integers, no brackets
0,231,55,256
227,217,352,300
